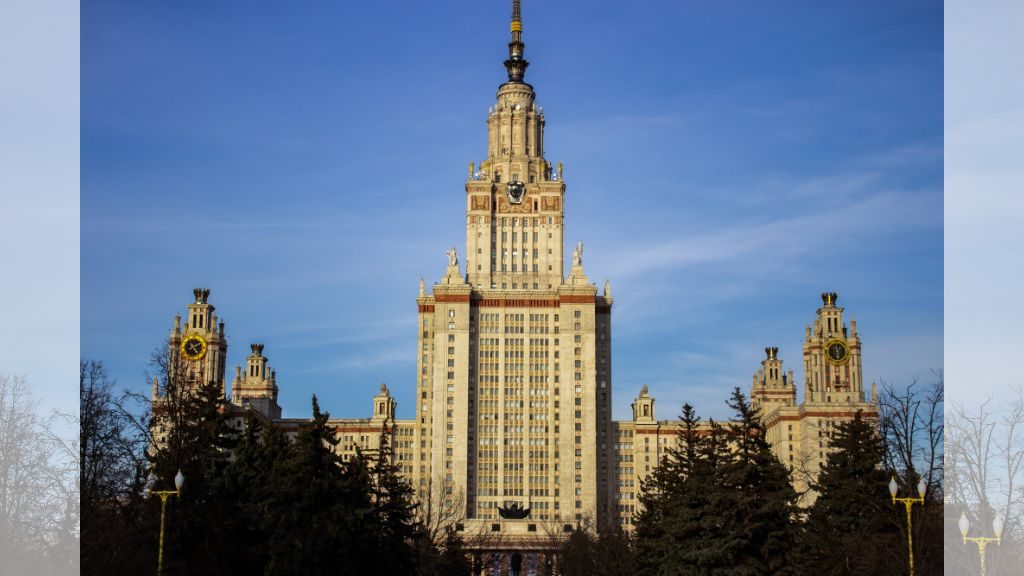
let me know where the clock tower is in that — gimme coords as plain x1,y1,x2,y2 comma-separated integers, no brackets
802,292,864,404
168,288,229,395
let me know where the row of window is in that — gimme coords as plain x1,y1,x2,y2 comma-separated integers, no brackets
494,217,552,227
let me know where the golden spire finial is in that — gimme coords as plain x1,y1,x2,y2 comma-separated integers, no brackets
504,0,528,83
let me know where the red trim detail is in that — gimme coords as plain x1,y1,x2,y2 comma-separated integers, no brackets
559,295,596,304
435,294,471,303
474,298,559,308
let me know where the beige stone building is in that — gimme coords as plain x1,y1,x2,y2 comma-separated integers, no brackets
605,292,878,530
151,1,878,569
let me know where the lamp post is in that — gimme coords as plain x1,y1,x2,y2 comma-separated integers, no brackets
889,476,926,576
959,511,1003,576
147,470,185,576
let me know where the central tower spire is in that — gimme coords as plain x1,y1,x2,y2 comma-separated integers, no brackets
504,0,529,83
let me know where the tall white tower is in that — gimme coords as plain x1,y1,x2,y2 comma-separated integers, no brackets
414,0,614,532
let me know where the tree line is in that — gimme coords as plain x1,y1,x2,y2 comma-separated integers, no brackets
80,355,469,576
557,382,944,576
946,388,1024,575
0,373,78,576
82,351,942,575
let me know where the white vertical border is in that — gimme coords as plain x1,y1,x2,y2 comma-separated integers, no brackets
945,1,1024,404
0,2,80,413
946,0,1024,571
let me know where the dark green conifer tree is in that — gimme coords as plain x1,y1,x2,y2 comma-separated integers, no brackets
263,396,376,576
798,410,901,575
558,526,597,576
635,403,723,575
209,414,290,575
593,521,637,576
435,526,472,576
635,390,799,576
147,350,239,575
368,425,422,576
715,388,799,575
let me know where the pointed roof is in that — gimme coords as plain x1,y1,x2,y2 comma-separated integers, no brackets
503,0,529,83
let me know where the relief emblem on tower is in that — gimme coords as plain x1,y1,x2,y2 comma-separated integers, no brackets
497,196,532,214
471,195,490,211
542,196,559,211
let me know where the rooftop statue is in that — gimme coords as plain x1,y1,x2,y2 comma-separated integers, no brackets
497,501,530,519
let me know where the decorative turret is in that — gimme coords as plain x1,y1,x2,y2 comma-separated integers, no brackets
372,382,397,422
821,291,838,307
165,288,227,397
804,291,864,403
751,346,796,415
631,385,655,422
503,0,529,84
194,288,211,304
230,343,281,419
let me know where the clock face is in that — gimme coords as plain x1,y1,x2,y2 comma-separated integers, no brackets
506,181,525,204
181,334,208,361
824,339,850,365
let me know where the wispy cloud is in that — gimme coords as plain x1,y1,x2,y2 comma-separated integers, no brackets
604,187,939,281
296,346,410,373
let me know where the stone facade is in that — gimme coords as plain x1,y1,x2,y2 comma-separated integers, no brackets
150,2,878,559
606,292,878,529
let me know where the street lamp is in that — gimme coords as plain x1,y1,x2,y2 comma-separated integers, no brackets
959,510,1003,576
147,470,185,576
889,476,926,576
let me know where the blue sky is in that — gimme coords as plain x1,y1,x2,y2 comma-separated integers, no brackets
81,0,943,422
